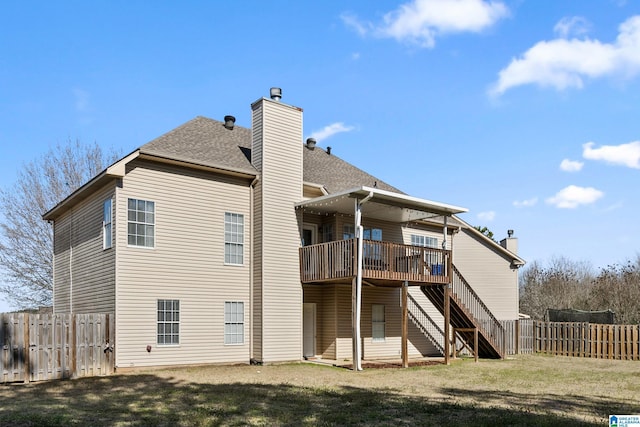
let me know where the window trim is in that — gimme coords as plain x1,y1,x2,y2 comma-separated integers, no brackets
224,212,244,265
103,198,112,250
157,299,180,346
127,198,156,248
224,301,244,345
411,234,438,249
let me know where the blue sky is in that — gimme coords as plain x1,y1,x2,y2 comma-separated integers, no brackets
1,0,640,310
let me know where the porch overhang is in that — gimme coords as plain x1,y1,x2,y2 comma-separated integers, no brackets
295,186,467,222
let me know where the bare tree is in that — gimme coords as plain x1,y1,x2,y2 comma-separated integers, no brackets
0,140,120,310
588,257,640,324
519,256,594,320
520,255,640,324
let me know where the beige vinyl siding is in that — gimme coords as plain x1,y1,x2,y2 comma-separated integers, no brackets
53,215,71,313
251,108,263,361
360,287,438,359
452,228,519,320
408,287,444,356
335,285,352,360
315,285,438,361
251,98,303,363
320,285,337,359
52,184,116,313
115,160,252,367
361,287,400,359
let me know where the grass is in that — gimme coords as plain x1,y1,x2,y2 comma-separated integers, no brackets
1,354,638,426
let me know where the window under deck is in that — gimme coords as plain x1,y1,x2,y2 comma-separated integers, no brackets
299,238,451,286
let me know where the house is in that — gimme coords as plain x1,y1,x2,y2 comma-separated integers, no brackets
43,89,524,370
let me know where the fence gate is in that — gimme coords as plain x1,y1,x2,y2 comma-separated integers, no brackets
1,313,114,383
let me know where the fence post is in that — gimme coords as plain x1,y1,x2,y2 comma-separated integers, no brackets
71,314,77,378
23,313,30,384
515,319,520,355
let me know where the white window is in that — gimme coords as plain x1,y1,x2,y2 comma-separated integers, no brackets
372,304,385,342
103,199,112,249
224,213,244,265
128,198,155,247
224,301,244,344
411,234,438,248
157,299,179,345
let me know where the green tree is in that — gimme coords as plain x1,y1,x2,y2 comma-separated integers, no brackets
0,140,120,310
474,225,496,242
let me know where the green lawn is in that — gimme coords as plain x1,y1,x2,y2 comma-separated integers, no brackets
1,355,638,426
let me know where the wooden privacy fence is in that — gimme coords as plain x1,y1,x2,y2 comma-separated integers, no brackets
535,321,640,360
1,312,114,383
501,319,535,355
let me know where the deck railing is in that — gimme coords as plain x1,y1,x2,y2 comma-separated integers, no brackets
299,239,356,282
451,265,505,356
299,239,450,284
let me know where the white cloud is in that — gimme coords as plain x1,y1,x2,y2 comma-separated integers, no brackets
560,159,584,172
341,0,508,48
477,210,496,221
602,201,623,213
546,185,604,209
308,122,356,142
513,197,538,208
73,88,90,112
553,16,590,39
341,12,370,37
582,140,640,169
490,15,640,96
351,52,361,60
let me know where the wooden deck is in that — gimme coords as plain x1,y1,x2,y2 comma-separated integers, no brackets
299,238,450,285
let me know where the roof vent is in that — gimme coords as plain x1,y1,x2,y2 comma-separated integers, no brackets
327,146,332,155
223,115,236,130
270,87,282,101
306,138,316,150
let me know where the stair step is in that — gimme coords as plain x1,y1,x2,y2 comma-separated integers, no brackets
421,284,502,359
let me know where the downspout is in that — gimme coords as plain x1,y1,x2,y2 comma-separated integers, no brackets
352,191,373,371
249,175,259,362
69,212,73,313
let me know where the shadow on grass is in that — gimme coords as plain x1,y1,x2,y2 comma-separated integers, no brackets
0,373,631,426
442,386,640,425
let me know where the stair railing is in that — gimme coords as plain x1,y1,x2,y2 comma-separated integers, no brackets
451,265,505,356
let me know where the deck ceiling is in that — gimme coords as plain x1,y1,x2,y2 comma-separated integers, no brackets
296,186,468,223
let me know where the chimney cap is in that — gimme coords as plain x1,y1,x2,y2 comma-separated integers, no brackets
507,229,514,238
270,87,282,101
223,115,236,130
306,138,316,150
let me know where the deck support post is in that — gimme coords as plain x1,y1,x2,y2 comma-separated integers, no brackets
443,215,451,365
444,283,450,365
352,194,371,371
401,281,408,368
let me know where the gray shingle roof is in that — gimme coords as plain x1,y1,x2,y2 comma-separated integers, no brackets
140,116,402,194
302,145,402,194
141,116,255,175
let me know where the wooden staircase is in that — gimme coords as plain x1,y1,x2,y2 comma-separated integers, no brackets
421,265,505,359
